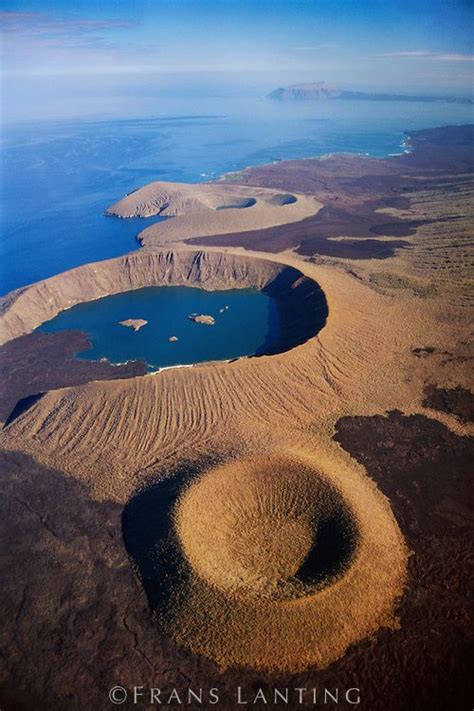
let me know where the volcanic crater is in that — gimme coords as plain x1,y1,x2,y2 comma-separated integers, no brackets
122,450,407,673
176,455,358,601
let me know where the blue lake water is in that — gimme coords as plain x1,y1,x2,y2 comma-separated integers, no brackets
37,286,281,369
1,94,472,296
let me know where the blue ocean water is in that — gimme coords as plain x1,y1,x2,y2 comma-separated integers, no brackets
1,95,473,295
37,286,280,369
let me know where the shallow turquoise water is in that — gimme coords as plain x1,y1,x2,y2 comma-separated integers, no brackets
37,286,281,369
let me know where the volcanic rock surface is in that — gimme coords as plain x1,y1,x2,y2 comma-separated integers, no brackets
0,330,146,426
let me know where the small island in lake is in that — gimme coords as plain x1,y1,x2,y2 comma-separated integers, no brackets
188,313,215,325
119,318,148,331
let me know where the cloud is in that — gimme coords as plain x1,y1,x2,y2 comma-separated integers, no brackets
0,10,136,73
0,10,133,50
370,50,474,62
0,11,133,35
293,44,339,51
430,53,474,62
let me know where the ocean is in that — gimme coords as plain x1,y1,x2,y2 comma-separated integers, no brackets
1,94,473,295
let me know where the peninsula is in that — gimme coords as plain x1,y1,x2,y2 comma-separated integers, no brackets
268,81,473,104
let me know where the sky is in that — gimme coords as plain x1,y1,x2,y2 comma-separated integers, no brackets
1,0,473,121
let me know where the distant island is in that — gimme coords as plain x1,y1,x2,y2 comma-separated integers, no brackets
267,81,473,104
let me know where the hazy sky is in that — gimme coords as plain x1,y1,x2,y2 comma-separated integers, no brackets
1,0,473,121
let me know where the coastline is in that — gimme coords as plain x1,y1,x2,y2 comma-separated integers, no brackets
217,130,415,183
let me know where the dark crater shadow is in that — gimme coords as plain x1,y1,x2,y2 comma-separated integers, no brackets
295,511,358,588
4,393,45,428
216,197,257,210
122,472,190,611
257,266,329,356
122,456,358,609
122,458,219,612
270,193,298,205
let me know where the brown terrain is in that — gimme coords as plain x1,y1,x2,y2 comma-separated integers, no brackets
0,331,146,426
0,125,473,710
189,126,474,261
